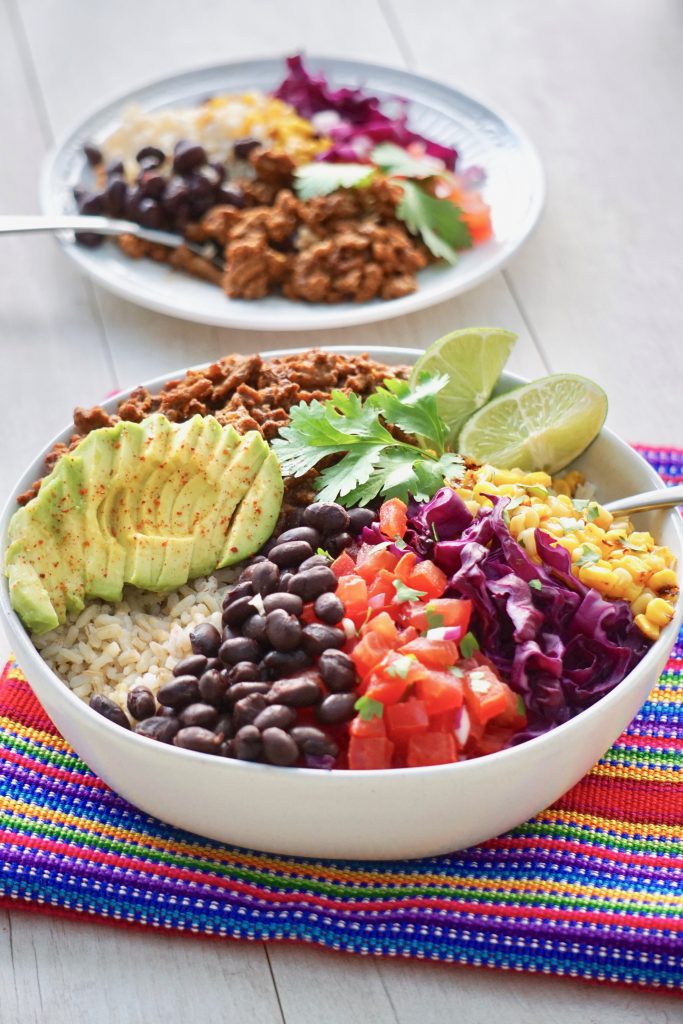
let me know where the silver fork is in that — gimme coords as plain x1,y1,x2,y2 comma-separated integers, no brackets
0,214,225,270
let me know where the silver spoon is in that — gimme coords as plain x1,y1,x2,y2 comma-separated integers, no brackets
0,214,224,269
604,483,683,515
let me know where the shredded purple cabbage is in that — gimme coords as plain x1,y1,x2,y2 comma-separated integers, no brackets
401,488,650,742
273,55,458,169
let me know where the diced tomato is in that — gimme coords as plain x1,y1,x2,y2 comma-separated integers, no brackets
406,732,459,767
355,544,398,583
365,668,410,706
407,560,448,600
459,195,493,245
300,602,318,625
368,569,397,603
463,665,515,727
348,735,395,770
361,611,398,642
400,637,459,670
336,574,368,627
489,688,528,731
394,551,418,583
396,626,419,645
385,699,430,744
379,498,408,540
415,669,464,715
351,629,395,679
402,598,472,634
473,728,515,757
331,550,355,578
429,708,458,733
349,713,386,739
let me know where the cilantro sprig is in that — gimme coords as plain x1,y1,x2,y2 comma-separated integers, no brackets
271,372,465,508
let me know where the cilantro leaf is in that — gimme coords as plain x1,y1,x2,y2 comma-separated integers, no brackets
294,162,375,200
370,143,444,179
425,606,445,630
396,180,472,264
529,579,542,591
393,579,427,604
373,374,449,451
575,545,600,567
354,696,384,721
460,632,480,658
586,503,601,522
385,654,416,679
316,547,331,558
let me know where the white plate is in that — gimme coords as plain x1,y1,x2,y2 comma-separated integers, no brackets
41,56,545,331
2,347,681,860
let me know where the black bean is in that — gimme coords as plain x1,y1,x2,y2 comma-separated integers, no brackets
136,145,165,167
265,609,302,652
223,580,254,607
347,507,376,534
242,614,267,643
267,675,322,707
75,231,105,248
302,623,345,657
137,169,166,199
157,675,200,709
210,160,226,184
137,197,165,228
233,137,261,160
173,139,207,173
219,636,262,666
283,507,305,530
314,592,344,625
205,657,222,672
287,566,337,602
275,526,321,548
185,170,215,201
232,724,262,761
269,541,313,569
78,190,106,215
158,705,178,719
233,692,269,729
303,502,350,534
227,661,263,684
316,692,357,725
215,714,234,740
126,686,156,721
174,726,222,754
318,649,357,693
198,668,228,706
83,142,102,166
261,649,312,680
89,693,130,729
104,177,128,217
248,559,280,595
290,726,338,757
221,625,239,641
327,532,353,556
262,592,303,616
173,654,208,678
226,681,270,705
179,703,220,729
190,622,222,658
280,571,294,590
162,176,190,212
106,158,125,177
216,184,245,208
262,728,299,766
222,594,258,627
253,704,297,731
135,716,180,743
298,554,332,572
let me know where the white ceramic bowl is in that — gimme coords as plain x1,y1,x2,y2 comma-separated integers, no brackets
1,347,681,860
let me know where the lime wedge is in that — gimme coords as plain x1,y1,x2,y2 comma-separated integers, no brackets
410,327,517,444
458,373,608,474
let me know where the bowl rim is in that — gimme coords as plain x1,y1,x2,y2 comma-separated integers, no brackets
2,344,681,782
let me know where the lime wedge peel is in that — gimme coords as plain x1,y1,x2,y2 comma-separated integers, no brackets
458,373,608,475
410,327,517,445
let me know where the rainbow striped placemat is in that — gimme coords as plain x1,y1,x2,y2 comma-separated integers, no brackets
0,446,682,991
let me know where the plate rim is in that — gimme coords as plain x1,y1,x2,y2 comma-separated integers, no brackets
40,53,546,331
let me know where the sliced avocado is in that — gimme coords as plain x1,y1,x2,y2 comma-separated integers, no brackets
76,425,121,601
7,560,59,634
219,450,284,567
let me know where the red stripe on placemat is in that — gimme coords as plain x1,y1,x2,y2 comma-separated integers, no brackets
554,776,683,824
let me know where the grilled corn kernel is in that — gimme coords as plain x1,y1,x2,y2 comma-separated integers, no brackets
630,588,656,617
571,543,601,563
526,472,553,486
629,532,654,550
577,564,614,592
645,598,675,627
592,506,614,530
649,569,678,592
518,527,538,558
635,614,660,642
556,535,580,554
492,469,523,486
615,555,650,584
552,480,570,496
604,529,628,546
606,567,633,599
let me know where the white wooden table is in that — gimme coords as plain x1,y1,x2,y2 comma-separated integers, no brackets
1,1,681,1020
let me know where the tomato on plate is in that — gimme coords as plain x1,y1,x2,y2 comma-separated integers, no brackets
400,637,459,669
394,551,418,583
331,550,355,578
415,669,464,714
463,665,517,726
401,598,472,634
348,735,395,770
407,560,448,600
406,732,459,767
336,574,368,627
355,544,398,583
385,699,430,744
379,498,408,540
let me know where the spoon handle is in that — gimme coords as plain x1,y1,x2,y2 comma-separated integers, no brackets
604,483,683,515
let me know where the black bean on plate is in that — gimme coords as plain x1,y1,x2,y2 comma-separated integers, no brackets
136,716,180,743
104,178,128,217
298,554,332,572
301,623,346,657
267,675,322,707
137,170,166,199
106,158,125,178
303,502,350,534
242,614,268,643
287,565,337,602
265,608,302,651
126,685,156,721
198,668,228,706
262,728,299,766
222,594,258,627
262,592,303,616
174,726,222,754
136,145,165,167
290,726,339,757
261,649,312,680
157,675,200,709
172,139,207,173
247,559,280,595
219,636,262,666
347,507,376,534
316,692,357,725
162,176,190,213
233,692,269,729
137,198,165,228
275,526,321,548
269,540,314,569
190,622,222,658
326,532,353,556
253,704,297,731
318,649,357,692
314,592,344,624
178,702,220,729
78,190,106,215
173,654,208,678
83,142,102,166
227,661,263,684
233,137,261,160
216,184,245,208
89,693,130,730
223,580,254,607
231,724,262,761
226,681,270,705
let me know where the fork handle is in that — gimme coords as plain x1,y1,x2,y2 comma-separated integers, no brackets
0,214,183,248
604,483,683,515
